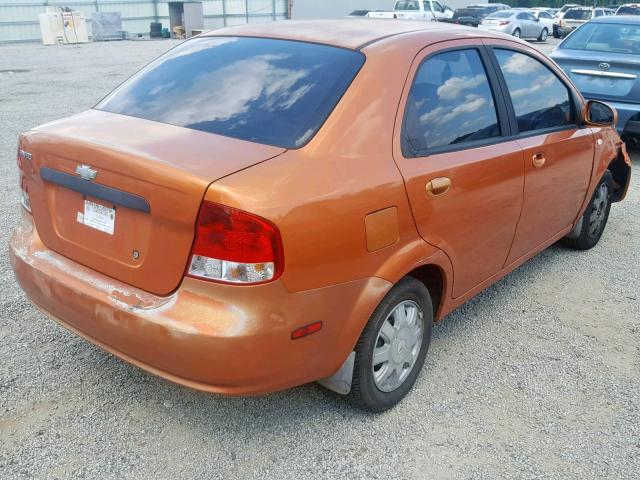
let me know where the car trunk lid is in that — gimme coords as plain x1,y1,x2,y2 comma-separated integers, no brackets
559,55,640,102
21,109,286,296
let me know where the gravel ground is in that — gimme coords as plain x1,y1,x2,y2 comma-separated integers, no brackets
1,37,639,480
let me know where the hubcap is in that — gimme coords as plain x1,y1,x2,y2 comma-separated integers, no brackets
514,30,520,38
588,183,609,237
372,300,424,392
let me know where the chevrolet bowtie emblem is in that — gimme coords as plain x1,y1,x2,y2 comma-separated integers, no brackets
75,164,98,181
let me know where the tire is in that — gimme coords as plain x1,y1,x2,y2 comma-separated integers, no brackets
553,25,560,38
562,171,613,250
538,28,548,42
513,28,521,38
350,277,433,412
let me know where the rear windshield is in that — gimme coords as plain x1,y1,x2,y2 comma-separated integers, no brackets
562,22,640,53
455,8,481,17
96,37,365,149
617,6,640,14
564,9,592,20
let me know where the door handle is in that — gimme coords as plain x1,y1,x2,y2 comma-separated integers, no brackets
532,153,546,168
426,177,451,197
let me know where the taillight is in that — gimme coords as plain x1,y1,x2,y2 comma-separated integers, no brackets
186,201,284,285
499,21,509,26
17,148,31,213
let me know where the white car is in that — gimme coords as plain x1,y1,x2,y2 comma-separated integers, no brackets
367,0,453,21
557,7,613,37
528,9,555,31
479,10,549,41
553,4,580,37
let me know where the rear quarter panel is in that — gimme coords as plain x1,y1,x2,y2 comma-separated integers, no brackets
203,36,453,296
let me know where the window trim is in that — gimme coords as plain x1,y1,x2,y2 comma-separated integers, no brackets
400,45,512,158
485,45,583,140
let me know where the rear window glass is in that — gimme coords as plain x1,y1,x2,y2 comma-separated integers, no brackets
96,37,365,149
562,22,640,54
617,6,640,14
564,9,592,20
395,1,420,10
455,8,481,17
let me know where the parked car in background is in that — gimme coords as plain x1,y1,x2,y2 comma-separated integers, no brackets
368,0,453,21
449,7,486,26
527,9,555,30
557,7,613,37
348,9,372,17
465,5,505,20
11,20,631,412
467,3,510,14
550,15,640,143
554,4,580,37
480,10,549,41
616,4,640,14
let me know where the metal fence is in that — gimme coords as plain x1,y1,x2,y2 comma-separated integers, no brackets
0,0,290,42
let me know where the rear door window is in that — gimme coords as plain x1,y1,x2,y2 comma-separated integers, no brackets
97,37,365,149
402,49,501,156
494,49,574,133
396,1,420,10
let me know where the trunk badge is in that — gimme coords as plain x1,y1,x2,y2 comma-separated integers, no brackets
76,164,98,181
599,63,610,72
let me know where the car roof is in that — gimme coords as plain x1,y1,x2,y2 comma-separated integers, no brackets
591,14,640,23
201,19,511,50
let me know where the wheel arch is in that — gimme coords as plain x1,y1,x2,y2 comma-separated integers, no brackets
608,149,632,202
405,263,448,321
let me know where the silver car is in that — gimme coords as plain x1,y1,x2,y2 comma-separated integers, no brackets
479,10,549,41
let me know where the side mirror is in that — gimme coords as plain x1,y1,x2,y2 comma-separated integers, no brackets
535,17,540,22
585,100,617,127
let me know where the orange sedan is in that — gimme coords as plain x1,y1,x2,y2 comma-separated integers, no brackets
10,20,631,411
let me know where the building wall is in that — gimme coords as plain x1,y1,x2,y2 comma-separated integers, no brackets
290,0,487,19
0,0,289,43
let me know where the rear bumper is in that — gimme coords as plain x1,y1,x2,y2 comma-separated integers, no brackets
10,212,390,395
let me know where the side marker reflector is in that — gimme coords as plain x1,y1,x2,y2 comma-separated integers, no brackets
291,321,323,340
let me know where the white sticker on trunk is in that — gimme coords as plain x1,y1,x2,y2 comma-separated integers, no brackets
81,200,115,235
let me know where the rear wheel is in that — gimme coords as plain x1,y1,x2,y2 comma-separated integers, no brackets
563,171,613,250
350,277,433,412
538,28,548,42
513,28,521,38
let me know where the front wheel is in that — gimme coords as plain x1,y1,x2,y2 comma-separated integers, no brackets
513,28,521,38
562,171,613,250
538,28,548,42
350,277,433,412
